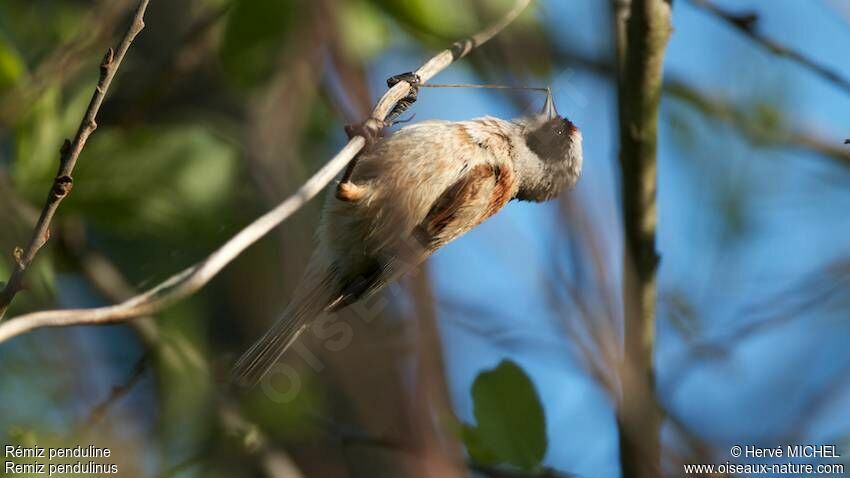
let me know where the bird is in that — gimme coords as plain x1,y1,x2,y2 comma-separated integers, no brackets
232,84,583,387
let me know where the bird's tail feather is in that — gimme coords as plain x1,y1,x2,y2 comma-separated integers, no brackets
231,269,336,388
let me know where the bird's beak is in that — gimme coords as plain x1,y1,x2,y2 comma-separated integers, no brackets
541,88,558,120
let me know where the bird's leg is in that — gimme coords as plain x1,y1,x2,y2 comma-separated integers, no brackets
341,71,420,146
338,117,385,202
337,72,420,202
343,117,384,149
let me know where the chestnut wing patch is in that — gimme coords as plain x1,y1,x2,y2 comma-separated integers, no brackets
414,163,514,250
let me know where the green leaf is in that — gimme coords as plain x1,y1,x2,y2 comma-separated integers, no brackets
462,360,547,471
462,423,498,465
239,368,324,443
219,0,298,88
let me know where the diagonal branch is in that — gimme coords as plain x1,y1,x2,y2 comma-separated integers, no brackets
0,0,150,319
0,0,533,344
688,0,850,96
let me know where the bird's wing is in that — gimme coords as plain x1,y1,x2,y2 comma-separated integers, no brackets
413,162,515,251
328,162,516,311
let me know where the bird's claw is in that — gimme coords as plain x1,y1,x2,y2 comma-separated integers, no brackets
344,117,385,148
386,72,421,123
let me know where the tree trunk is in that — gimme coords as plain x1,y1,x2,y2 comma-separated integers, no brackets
613,0,672,477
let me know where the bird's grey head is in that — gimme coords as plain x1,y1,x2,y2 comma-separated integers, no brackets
513,110,583,202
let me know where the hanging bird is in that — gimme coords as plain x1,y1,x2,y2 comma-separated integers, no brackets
233,74,583,386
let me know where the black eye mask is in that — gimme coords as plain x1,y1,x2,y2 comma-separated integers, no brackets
524,117,577,162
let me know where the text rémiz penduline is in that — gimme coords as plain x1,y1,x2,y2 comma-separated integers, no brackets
6,445,111,460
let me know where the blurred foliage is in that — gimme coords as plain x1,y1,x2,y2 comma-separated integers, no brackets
219,0,298,88
69,124,238,238
238,369,324,443
7,424,39,448
370,0,477,41
462,360,548,471
11,85,89,190
7,252,57,315
0,1,85,61
7,75,241,291
335,0,390,61
368,0,553,77
0,38,24,94
666,81,788,148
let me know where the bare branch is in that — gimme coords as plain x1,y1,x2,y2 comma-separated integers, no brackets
614,0,672,477
688,0,850,96
0,0,533,343
0,0,150,318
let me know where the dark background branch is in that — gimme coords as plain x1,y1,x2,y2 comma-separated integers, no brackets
688,0,850,96
613,0,672,477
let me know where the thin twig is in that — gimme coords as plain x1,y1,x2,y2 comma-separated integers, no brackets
688,0,850,96
84,354,148,428
0,0,532,343
0,0,150,318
